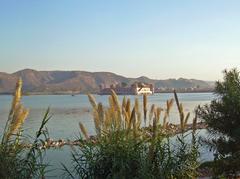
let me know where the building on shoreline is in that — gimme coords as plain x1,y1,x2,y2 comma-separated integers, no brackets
99,82,154,95
154,87,214,93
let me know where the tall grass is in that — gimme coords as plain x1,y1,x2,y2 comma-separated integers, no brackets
0,79,51,179
0,80,200,178
64,90,200,179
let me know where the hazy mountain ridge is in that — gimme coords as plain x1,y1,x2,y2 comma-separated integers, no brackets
0,69,214,94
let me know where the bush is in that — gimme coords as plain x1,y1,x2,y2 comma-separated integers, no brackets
198,68,240,177
64,91,199,179
0,79,51,179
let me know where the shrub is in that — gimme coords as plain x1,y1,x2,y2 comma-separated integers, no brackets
64,91,199,179
0,79,51,179
198,68,240,177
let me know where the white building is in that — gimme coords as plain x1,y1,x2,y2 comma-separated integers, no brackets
136,86,154,95
99,82,154,95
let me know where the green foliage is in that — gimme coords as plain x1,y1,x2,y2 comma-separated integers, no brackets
0,79,51,178
64,131,199,179
121,82,128,88
139,134,199,179
74,131,144,179
0,141,23,179
64,91,200,179
198,68,240,176
0,109,52,179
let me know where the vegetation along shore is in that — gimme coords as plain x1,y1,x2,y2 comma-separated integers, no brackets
1,68,240,178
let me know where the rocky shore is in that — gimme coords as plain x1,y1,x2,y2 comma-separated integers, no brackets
24,122,207,149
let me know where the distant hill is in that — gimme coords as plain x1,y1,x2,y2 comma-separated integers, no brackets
0,69,215,94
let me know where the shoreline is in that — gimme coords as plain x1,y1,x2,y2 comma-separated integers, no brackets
23,122,207,149
0,91,214,96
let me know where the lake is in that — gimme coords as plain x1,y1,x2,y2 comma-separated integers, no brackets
0,93,215,177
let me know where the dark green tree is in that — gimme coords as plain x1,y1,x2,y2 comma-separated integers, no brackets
121,82,128,87
198,68,240,177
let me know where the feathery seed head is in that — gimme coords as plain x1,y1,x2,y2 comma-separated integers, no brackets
88,94,97,110
79,122,89,140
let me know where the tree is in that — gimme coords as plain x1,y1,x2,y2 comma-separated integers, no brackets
198,68,240,176
121,82,128,88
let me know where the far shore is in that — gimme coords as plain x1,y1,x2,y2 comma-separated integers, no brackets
0,90,214,96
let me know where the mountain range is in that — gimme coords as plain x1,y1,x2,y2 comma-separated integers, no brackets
0,69,215,94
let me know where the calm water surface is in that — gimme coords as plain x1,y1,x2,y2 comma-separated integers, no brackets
0,93,215,177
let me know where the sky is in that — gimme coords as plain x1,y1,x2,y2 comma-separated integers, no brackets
0,0,240,81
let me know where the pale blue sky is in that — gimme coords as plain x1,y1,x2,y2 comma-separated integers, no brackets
0,0,240,80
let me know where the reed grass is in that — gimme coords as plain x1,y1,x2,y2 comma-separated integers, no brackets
87,93,97,110
80,90,201,142
1,79,203,178
143,94,147,126
2,78,29,144
174,90,191,132
0,79,52,179
79,122,89,140
70,90,200,179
